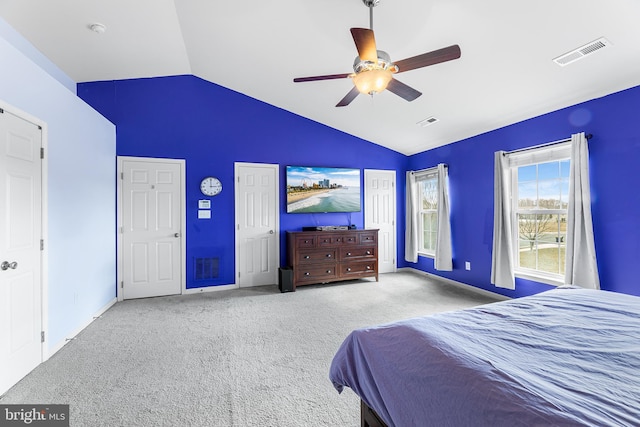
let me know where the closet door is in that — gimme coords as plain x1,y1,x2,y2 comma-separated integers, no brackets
365,169,397,273
0,108,43,394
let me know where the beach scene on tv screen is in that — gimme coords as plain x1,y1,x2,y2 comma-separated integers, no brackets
287,166,361,213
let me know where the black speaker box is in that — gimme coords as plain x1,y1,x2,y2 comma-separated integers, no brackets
279,267,294,293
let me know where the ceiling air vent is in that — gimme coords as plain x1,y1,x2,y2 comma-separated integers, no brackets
553,37,611,67
417,116,439,127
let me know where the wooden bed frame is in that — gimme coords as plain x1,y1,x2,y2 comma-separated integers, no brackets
361,400,388,427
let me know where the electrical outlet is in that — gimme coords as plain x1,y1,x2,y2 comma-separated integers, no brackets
465,261,471,271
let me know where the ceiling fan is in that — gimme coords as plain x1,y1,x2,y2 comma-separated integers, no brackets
293,0,461,107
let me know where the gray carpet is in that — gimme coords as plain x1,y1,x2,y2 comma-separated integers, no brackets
1,271,501,426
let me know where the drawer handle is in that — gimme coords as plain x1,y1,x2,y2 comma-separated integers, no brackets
304,255,310,259
304,272,310,276
304,240,309,243
366,251,371,255
366,266,371,270
327,270,332,273
326,254,332,258
347,252,351,256
347,268,351,272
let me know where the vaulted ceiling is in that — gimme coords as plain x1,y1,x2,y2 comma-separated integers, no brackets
2,0,639,155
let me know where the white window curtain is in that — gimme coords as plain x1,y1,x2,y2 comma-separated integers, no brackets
491,151,515,289
564,132,600,289
404,171,419,263
434,164,453,271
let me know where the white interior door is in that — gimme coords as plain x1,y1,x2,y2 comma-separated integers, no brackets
365,169,397,273
235,162,279,287
0,108,43,394
119,157,184,300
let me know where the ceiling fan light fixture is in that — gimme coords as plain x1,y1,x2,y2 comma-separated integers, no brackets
353,68,393,95
292,0,461,106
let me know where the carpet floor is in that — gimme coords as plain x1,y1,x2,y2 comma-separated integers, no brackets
1,271,502,426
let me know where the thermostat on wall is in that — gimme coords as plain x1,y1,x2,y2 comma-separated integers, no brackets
199,200,211,209
198,210,211,219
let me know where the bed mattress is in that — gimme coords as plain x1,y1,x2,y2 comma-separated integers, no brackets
329,287,640,426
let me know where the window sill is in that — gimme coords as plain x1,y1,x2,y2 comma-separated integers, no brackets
417,252,435,259
515,270,564,287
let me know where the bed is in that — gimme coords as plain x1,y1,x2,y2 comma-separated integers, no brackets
329,287,640,426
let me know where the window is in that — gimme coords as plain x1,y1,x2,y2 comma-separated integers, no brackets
509,144,570,283
406,164,452,269
492,132,596,290
417,170,438,256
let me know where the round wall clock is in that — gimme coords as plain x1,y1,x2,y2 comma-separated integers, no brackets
200,176,222,196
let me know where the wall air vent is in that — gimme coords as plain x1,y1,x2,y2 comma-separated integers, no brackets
553,37,611,67
417,116,439,127
194,257,220,280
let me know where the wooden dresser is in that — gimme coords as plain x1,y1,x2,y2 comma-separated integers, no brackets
286,229,378,289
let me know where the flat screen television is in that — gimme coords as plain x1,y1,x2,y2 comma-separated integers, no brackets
286,166,361,213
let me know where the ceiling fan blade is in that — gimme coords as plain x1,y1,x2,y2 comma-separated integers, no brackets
350,28,378,62
294,73,351,83
336,86,360,107
386,78,422,102
394,44,461,73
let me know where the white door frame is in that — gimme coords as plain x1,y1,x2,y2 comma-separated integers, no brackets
116,156,186,301
234,162,280,287
364,169,397,273
0,100,49,377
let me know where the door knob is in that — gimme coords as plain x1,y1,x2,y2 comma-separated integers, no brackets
269,230,274,234
174,233,180,238
1,261,17,271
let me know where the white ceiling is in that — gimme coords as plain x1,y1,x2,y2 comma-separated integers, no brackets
2,0,640,155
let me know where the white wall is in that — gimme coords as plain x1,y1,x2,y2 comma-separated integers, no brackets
0,17,116,352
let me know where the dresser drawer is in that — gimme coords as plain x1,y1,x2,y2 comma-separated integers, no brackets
297,249,337,264
317,235,342,246
294,234,317,248
341,234,359,246
341,261,377,278
341,246,376,260
359,232,377,245
295,265,338,283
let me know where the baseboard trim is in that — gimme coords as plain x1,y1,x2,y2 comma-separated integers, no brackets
47,297,118,359
399,268,510,301
184,283,239,294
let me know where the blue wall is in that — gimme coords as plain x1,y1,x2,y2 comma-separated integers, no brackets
79,74,640,298
404,86,640,298
78,75,407,289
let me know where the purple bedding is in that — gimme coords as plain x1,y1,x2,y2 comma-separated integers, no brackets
329,287,640,426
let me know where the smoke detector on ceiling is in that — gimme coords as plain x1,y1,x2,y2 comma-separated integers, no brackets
88,23,107,34
553,37,611,66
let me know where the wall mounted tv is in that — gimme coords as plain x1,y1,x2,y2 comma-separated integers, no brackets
286,166,361,213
